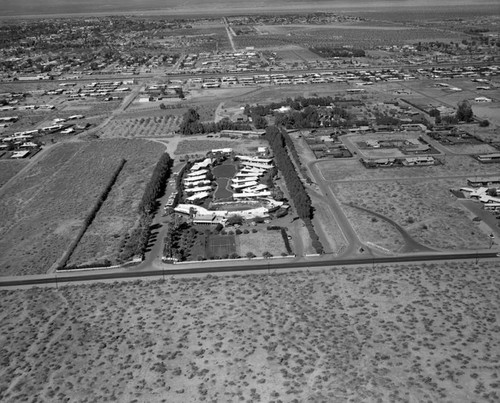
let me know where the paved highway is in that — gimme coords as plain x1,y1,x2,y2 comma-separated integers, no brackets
1,252,498,288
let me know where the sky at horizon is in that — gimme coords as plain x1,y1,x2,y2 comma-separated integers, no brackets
1,0,497,18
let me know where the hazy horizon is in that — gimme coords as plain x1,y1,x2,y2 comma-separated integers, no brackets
1,0,497,18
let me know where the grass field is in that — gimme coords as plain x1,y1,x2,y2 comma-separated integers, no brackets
0,140,157,276
1,261,498,402
67,139,167,267
237,231,287,257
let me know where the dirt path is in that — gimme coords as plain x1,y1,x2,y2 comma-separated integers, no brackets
223,17,237,52
214,101,225,123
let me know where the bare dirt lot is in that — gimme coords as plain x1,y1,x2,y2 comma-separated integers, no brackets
318,154,500,182
331,178,493,250
1,261,499,402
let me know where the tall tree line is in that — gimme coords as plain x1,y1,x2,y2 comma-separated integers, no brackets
265,126,312,220
120,152,173,261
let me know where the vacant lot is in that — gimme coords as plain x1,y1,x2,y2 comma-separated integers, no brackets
67,139,166,267
331,179,492,250
318,154,500,182
1,262,498,402
0,160,27,188
0,139,160,276
341,203,405,253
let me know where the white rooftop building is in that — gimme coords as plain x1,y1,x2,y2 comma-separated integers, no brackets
186,192,211,202
232,181,258,190
187,169,209,177
184,174,207,183
185,185,212,194
192,158,212,171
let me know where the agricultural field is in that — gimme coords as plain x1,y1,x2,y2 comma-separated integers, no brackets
331,179,493,250
57,100,120,117
66,139,167,267
101,115,181,138
273,45,325,63
0,160,27,188
236,23,463,50
0,139,157,276
1,261,499,402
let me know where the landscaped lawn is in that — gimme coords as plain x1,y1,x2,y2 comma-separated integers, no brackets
237,231,287,257
214,177,233,199
212,162,237,178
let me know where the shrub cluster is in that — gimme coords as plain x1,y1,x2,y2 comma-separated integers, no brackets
281,228,293,255
244,96,335,118
304,218,324,254
179,108,251,135
309,46,366,58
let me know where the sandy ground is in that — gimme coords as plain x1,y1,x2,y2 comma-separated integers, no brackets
331,178,493,250
1,261,499,402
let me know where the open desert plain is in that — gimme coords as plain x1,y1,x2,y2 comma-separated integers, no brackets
1,0,500,401
1,262,500,402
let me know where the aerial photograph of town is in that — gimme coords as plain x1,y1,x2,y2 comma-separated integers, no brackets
0,0,499,401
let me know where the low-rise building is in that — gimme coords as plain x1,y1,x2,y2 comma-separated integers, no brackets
467,177,500,187
401,156,434,166
477,153,500,163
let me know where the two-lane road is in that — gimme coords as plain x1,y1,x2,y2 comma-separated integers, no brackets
1,251,498,288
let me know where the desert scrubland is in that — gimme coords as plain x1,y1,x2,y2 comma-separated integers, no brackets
1,262,499,402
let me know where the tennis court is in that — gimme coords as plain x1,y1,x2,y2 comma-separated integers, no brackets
206,234,237,258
